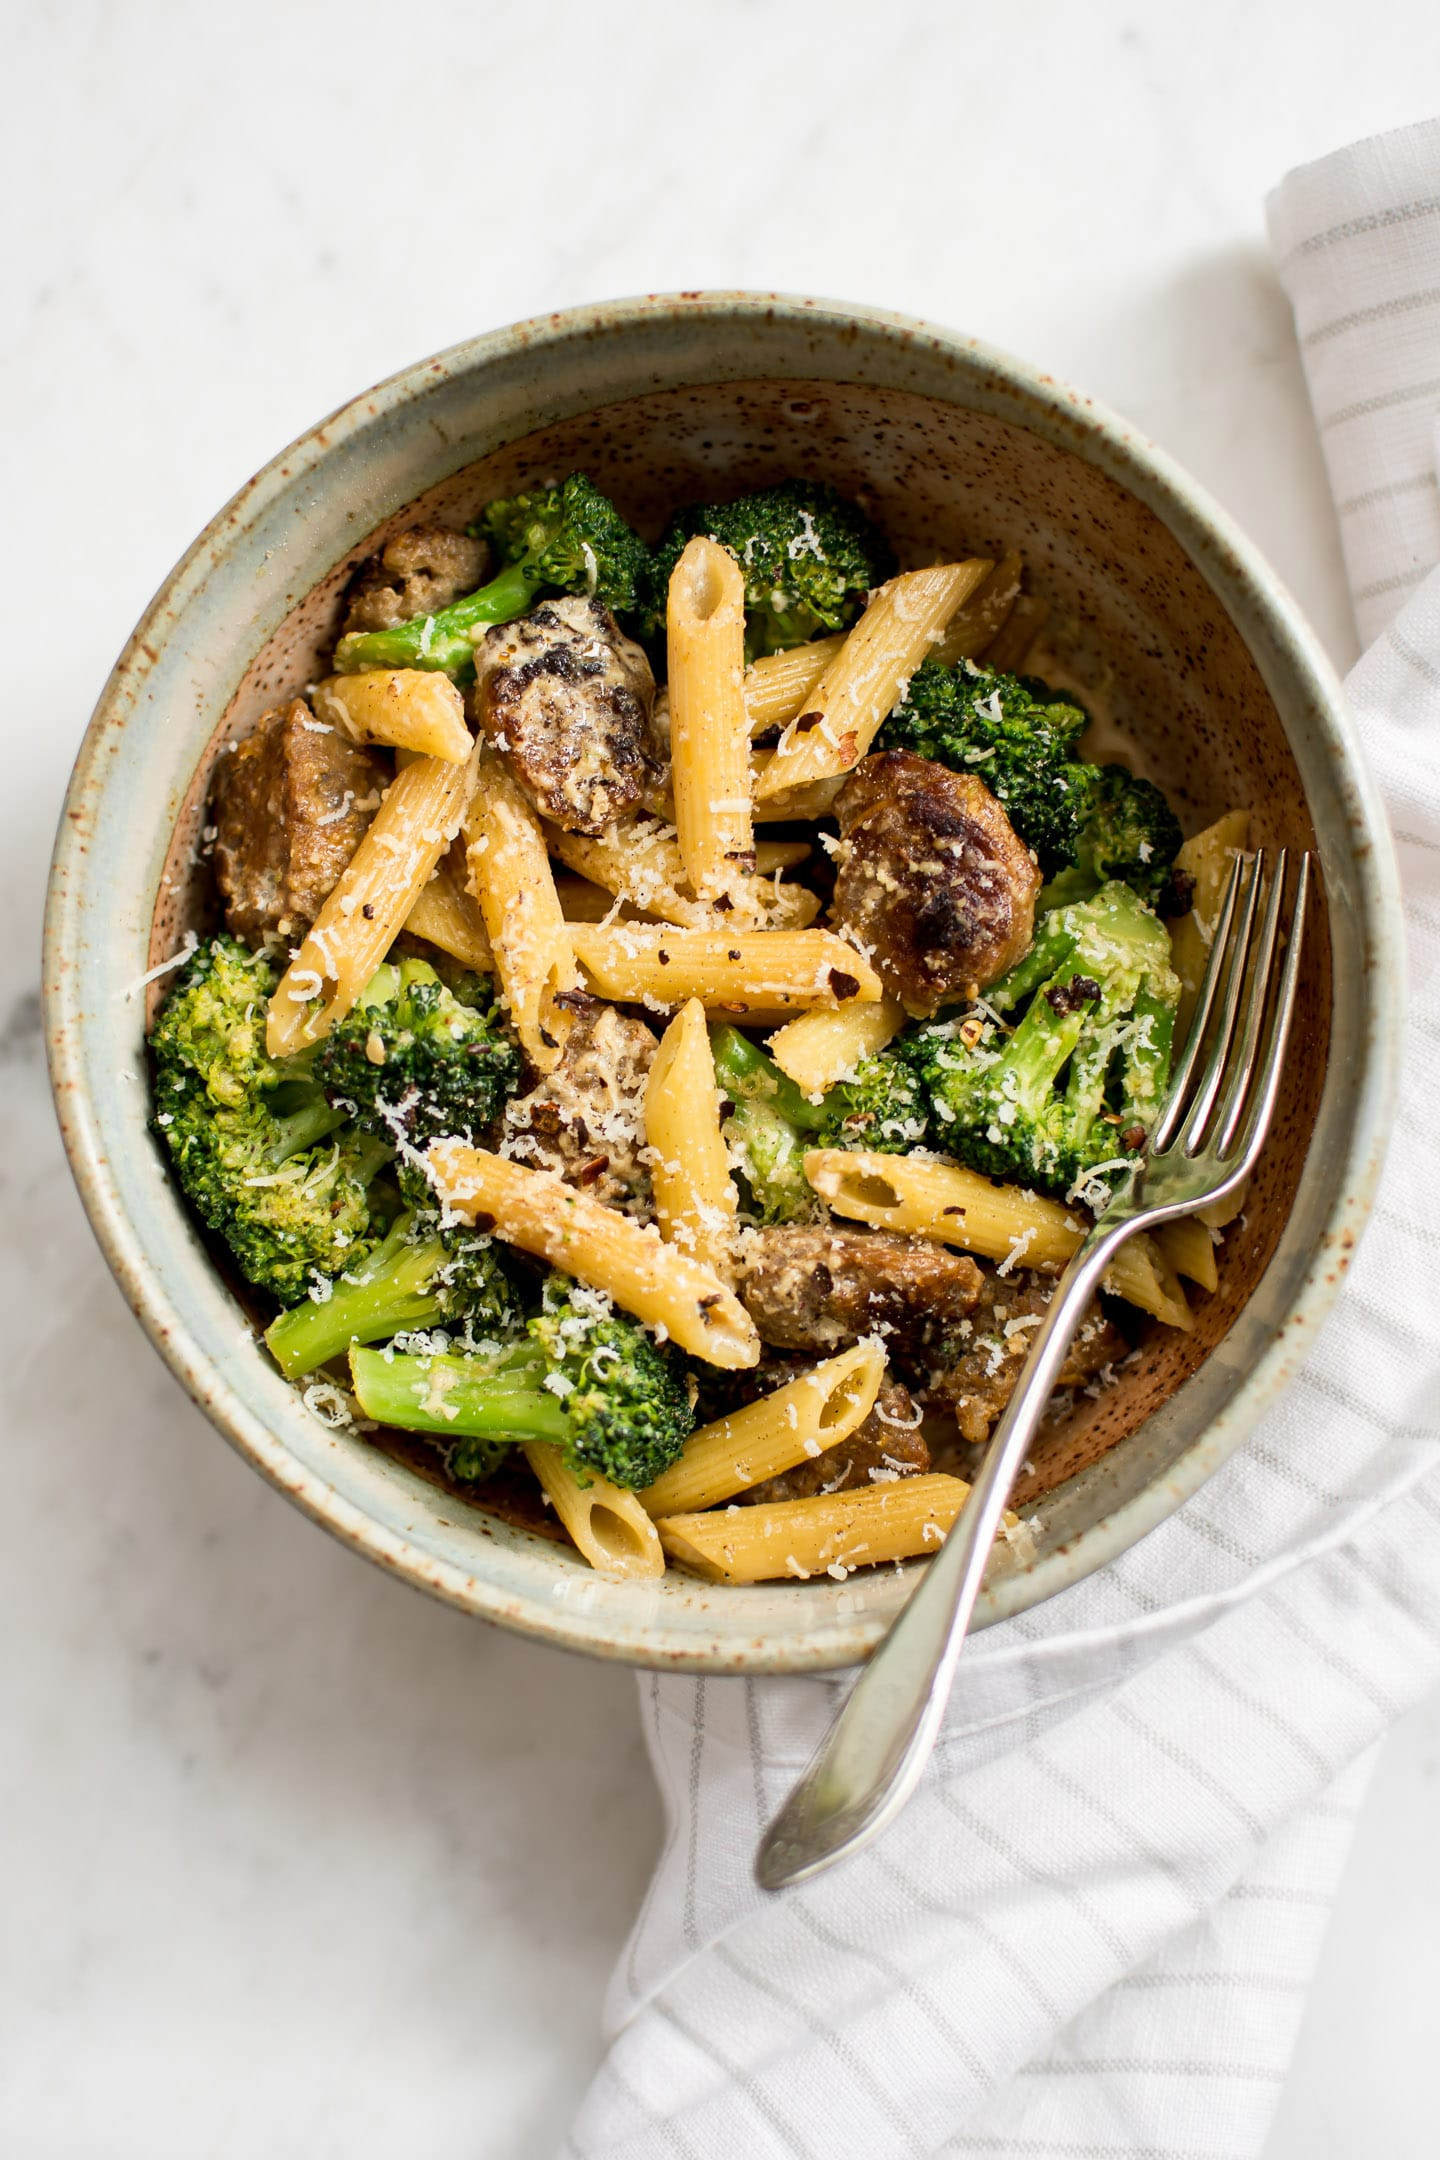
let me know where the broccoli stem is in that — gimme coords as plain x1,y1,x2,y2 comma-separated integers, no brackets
266,1212,447,1379
349,1343,571,1446
998,979,1090,1119
1121,982,1176,1121
708,1025,821,1222
267,1095,352,1166
333,560,541,678
984,916,1079,1015
708,1025,827,1129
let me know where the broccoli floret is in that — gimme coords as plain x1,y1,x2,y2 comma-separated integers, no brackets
907,882,1179,1209
814,1044,930,1155
643,480,894,659
708,1024,928,1201
348,1275,694,1491
707,1025,929,1216
149,937,389,1303
334,473,651,678
708,1025,824,1224
877,658,1089,872
877,661,1182,905
264,1206,524,1379
1040,764,1183,911
316,957,520,1157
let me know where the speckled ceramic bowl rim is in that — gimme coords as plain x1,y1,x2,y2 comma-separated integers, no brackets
44,291,1404,1671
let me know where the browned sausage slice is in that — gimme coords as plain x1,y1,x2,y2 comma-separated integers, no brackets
831,749,1042,1014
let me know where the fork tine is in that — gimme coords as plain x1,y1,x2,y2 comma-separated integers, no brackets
1149,852,1245,1154
1213,851,1288,1156
1173,851,1266,1156
1227,854,1311,1171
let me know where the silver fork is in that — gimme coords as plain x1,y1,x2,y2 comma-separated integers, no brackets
756,848,1313,1892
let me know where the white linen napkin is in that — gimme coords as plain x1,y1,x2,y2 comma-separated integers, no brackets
562,118,1440,2160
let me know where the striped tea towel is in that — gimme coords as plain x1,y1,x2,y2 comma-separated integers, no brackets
561,116,1440,2160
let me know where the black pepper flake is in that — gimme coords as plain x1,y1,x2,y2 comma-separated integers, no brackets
657,949,671,965
698,1294,721,1312
1158,866,1197,919
795,711,823,733
828,969,860,1001
1045,975,1101,1014
727,949,742,962
361,903,375,920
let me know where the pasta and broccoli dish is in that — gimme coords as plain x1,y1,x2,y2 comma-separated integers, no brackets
146,471,1246,1584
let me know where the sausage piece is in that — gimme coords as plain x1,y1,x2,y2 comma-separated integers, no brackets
741,1379,930,1504
831,750,1042,1014
738,1225,984,1357
923,1270,1125,1442
341,524,488,636
213,699,389,943
496,992,658,1208
474,596,660,834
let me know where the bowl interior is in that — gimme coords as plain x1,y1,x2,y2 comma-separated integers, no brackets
128,358,1338,1662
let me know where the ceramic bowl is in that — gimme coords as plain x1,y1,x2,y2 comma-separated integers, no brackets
44,293,1403,1671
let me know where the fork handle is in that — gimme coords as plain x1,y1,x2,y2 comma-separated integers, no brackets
755,1219,1130,1891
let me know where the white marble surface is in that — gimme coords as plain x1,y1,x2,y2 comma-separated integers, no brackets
5,4,1439,2153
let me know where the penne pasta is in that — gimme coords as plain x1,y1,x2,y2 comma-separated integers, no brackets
1108,1235,1194,1331
545,817,818,931
742,635,847,736
1196,1181,1247,1232
753,560,992,800
426,1141,760,1367
568,925,884,1019
666,537,755,906
656,1472,1006,1583
267,743,479,1055
1156,1215,1219,1294
645,999,739,1278
640,1341,886,1516
980,589,1051,673
403,840,495,971
805,1146,1085,1267
555,872,623,924
466,753,578,1073
768,996,907,1097
520,1441,666,1580
931,553,1024,665
804,1148,1192,1328
749,767,847,823
312,669,473,763
1169,808,1252,1037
